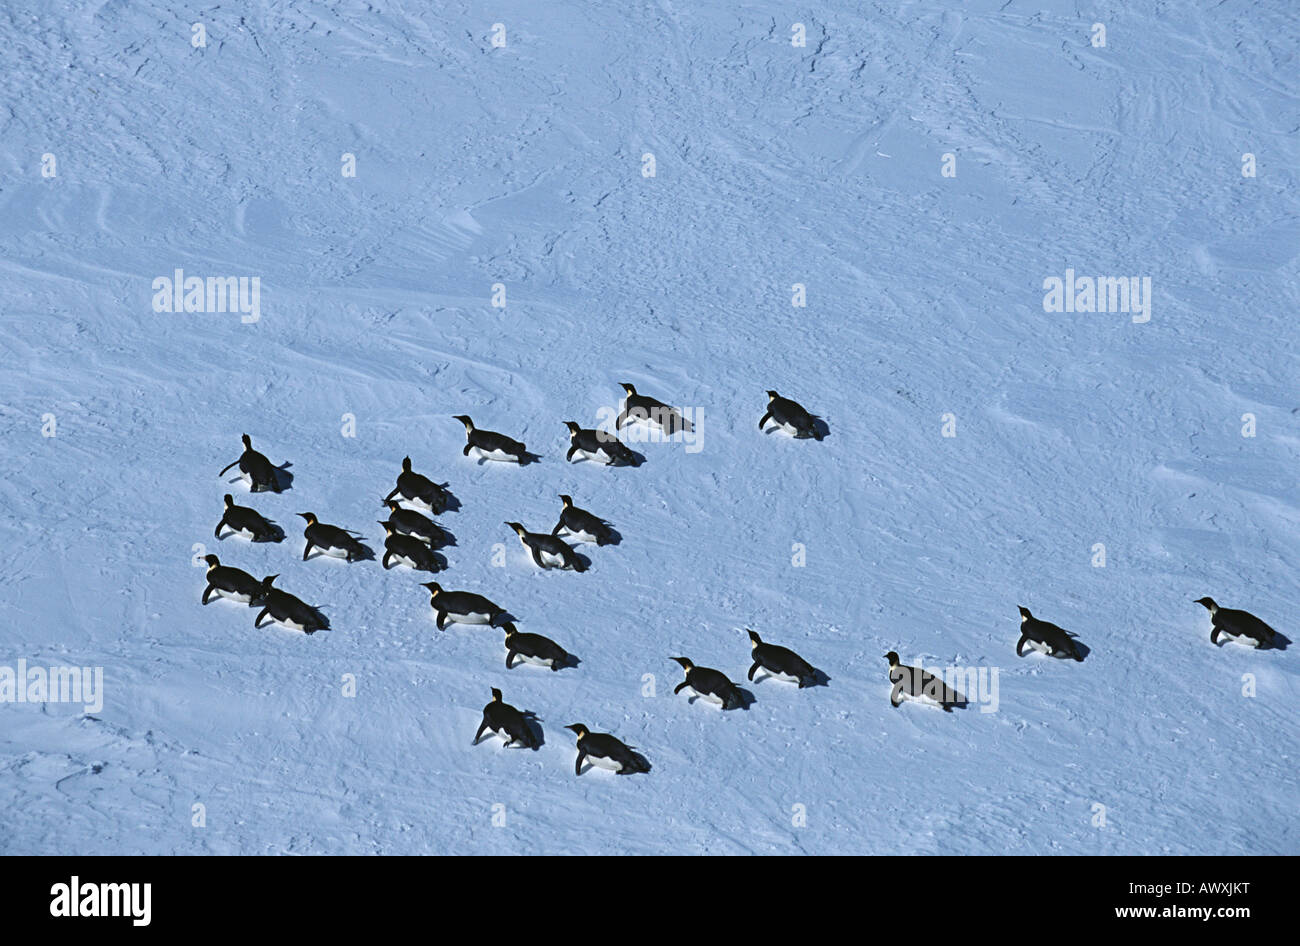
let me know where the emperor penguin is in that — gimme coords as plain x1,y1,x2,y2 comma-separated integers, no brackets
502,622,573,671
565,724,650,775
214,494,281,542
746,629,818,687
671,657,744,709
506,522,586,571
553,494,614,545
473,688,539,750
218,434,283,492
385,456,450,513
201,555,265,605
419,581,506,630
298,513,371,562
381,500,450,547
884,652,965,711
378,522,442,572
615,383,692,434
452,415,531,464
563,421,637,466
1195,597,1279,648
1016,607,1085,661
253,576,327,634
759,391,822,440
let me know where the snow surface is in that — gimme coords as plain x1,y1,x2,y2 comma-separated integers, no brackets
1,0,1297,855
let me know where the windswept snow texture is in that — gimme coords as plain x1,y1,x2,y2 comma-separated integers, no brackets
1,0,1298,855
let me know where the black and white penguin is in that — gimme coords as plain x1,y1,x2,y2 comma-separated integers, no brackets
473,688,539,750
298,513,370,562
759,391,822,440
615,383,692,433
384,456,449,514
201,554,265,605
381,500,449,547
563,422,636,466
419,581,506,630
671,657,743,709
452,415,530,464
502,622,573,671
378,522,442,572
746,629,818,687
253,576,327,634
884,652,965,711
565,724,650,776
553,494,614,545
506,522,586,571
218,434,283,492
1195,597,1279,648
214,494,281,542
1016,607,1084,661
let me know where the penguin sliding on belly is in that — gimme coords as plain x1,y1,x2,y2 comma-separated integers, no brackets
214,494,281,542
453,415,532,464
563,422,637,466
378,522,442,572
298,513,371,562
253,576,327,634
1195,597,1280,649
1016,607,1085,661
502,622,573,671
885,652,965,711
746,629,819,687
553,494,614,546
672,657,744,709
381,500,450,547
565,724,650,775
218,434,284,492
384,456,449,514
420,581,506,630
506,522,586,571
759,391,822,440
615,383,692,434
473,688,539,750
201,555,265,605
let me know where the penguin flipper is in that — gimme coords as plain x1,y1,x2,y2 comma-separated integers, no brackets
382,551,393,569
214,518,226,540
254,608,269,628
748,661,760,682
302,541,313,561
384,486,399,502
575,750,586,776
673,681,689,695
565,446,578,462
218,459,240,476
531,547,547,569
436,611,448,630
1015,634,1029,657
1210,626,1222,646
506,650,517,670
462,443,472,457
890,683,904,707
758,411,771,431
202,585,215,605
615,410,629,430
473,720,489,745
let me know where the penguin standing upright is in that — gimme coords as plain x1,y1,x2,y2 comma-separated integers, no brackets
473,688,539,749
615,383,692,433
746,629,818,687
420,581,506,630
505,522,586,571
563,422,637,466
201,555,265,605
385,456,449,514
377,522,442,572
1195,597,1279,648
214,494,281,542
1016,607,1085,661
553,495,614,545
452,415,531,464
884,652,965,711
218,434,284,492
671,657,744,709
253,576,327,634
298,513,370,562
759,391,822,440
501,622,573,671
381,500,450,547
565,724,650,775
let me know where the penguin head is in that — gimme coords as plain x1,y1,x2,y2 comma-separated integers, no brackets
241,433,253,449
381,499,400,512
1194,597,1218,613
564,421,581,434
261,574,279,588
746,628,762,647
620,383,637,396
401,456,413,472
420,581,443,597
490,687,503,703
766,390,780,401
1017,606,1033,622
377,521,393,534
203,554,220,568
505,521,527,537
452,415,474,431
297,512,317,524
223,494,235,507
565,723,589,739
559,494,573,508
884,651,900,667
500,621,517,639
671,656,694,671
